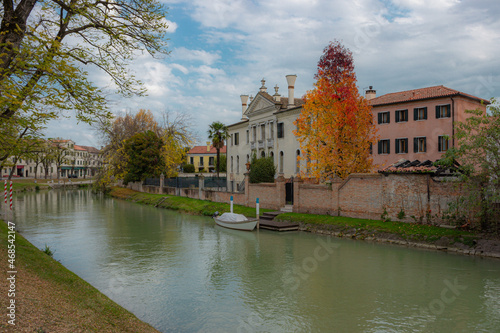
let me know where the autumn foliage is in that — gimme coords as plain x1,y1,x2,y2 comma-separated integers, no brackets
294,41,377,180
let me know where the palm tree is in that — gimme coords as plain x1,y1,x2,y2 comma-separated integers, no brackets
207,121,228,178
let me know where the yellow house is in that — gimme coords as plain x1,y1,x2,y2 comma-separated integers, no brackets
186,142,227,173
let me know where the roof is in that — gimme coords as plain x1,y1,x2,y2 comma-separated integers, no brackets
369,85,490,107
187,145,226,155
78,145,100,153
73,145,87,151
378,158,461,176
257,91,305,110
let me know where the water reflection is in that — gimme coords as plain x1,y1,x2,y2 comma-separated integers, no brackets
13,190,500,332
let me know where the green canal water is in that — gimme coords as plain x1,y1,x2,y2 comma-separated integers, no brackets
13,190,500,332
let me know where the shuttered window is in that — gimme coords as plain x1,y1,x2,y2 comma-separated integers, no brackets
377,139,390,154
413,107,427,120
395,109,408,123
378,111,390,124
436,105,451,118
395,138,408,154
413,137,426,153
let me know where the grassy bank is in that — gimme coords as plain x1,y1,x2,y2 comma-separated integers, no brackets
110,186,270,217
0,220,160,332
276,213,477,245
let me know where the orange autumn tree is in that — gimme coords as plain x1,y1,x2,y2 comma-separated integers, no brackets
294,41,377,180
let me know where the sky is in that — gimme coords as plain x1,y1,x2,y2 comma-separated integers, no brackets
45,0,500,148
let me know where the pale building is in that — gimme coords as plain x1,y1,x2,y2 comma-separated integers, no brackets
186,143,226,173
226,75,306,192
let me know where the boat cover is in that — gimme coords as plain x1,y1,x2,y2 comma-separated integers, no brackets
218,213,248,222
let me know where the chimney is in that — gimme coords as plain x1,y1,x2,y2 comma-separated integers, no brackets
206,141,211,152
273,84,281,102
365,86,376,100
240,94,249,120
286,74,297,108
259,78,267,93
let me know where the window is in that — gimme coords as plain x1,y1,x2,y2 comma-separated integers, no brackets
252,126,256,142
261,124,266,140
246,130,250,144
231,156,233,173
414,137,426,153
378,111,390,124
199,157,204,166
279,151,284,173
237,156,239,173
413,107,427,120
395,109,408,123
438,136,449,152
230,134,233,146
277,123,284,138
395,138,408,154
261,151,265,158
436,104,451,119
378,139,390,154
296,150,300,174
234,133,239,145
209,156,214,166
270,122,274,138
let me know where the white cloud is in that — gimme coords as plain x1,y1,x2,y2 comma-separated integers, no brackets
164,19,178,33
171,47,221,65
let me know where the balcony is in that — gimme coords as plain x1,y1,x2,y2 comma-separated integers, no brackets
267,138,274,148
258,140,265,149
250,142,256,150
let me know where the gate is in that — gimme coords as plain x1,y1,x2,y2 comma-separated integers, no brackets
285,177,294,205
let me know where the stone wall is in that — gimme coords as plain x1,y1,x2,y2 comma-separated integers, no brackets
124,172,463,225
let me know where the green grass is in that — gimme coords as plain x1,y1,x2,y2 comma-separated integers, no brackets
275,213,474,241
109,187,271,218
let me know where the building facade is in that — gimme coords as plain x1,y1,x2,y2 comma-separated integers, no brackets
227,79,489,190
1,139,102,179
368,86,489,167
226,75,306,192
186,143,227,173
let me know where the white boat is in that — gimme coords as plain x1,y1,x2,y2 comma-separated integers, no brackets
213,212,258,231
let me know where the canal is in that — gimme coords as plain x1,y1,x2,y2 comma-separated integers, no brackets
13,190,500,332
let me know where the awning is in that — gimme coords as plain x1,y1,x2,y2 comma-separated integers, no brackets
16,165,24,169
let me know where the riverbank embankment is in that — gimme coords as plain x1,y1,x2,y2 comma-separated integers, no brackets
110,187,500,260
0,220,160,332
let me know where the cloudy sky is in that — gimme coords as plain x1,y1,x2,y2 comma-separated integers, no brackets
46,0,500,147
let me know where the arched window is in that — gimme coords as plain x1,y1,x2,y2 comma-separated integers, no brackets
279,151,284,173
236,156,240,174
296,150,300,174
261,151,265,158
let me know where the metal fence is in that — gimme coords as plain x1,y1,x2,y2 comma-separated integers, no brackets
204,176,226,189
143,176,226,190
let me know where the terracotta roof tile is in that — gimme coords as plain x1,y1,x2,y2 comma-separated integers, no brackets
369,85,490,106
188,145,226,155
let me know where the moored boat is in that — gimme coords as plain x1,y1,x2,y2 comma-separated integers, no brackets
213,212,258,231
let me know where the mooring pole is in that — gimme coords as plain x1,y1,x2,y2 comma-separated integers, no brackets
256,198,259,218
230,195,233,213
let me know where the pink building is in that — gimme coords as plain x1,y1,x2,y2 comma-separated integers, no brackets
367,85,489,168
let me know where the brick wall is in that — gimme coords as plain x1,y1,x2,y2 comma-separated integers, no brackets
124,173,463,225
293,173,462,224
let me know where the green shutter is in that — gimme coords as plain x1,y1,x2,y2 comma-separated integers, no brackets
414,138,418,152
436,105,440,119
414,108,418,121
395,139,400,154
424,107,428,119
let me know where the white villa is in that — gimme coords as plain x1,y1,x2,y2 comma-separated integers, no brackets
226,75,306,192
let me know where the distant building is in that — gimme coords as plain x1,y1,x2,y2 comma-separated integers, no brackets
367,85,489,167
0,139,101,179
186,142,227,173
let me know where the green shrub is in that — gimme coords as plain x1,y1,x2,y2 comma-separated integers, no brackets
183,164,195,173
249,156,276,183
